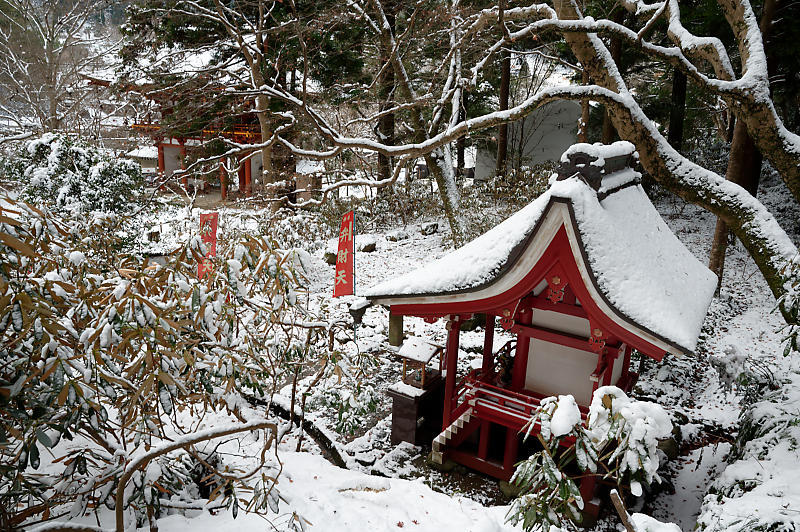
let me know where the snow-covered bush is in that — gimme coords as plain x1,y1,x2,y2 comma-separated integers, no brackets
271,209,330,251
307,381,379,435
507,387,672,530
459,161,554,242
709,338,777,404
696,363,800,531
0,196,323,528
15,133,142,213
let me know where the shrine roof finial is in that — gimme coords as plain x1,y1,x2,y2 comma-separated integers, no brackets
556,141,639,198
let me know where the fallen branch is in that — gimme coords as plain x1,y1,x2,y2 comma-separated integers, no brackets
114,419,277,532
247,394,349,469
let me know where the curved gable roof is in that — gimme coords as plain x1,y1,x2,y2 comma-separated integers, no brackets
365,165,717,355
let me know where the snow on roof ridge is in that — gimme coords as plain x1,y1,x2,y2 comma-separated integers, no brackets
366,143,717,354
560,140,636,163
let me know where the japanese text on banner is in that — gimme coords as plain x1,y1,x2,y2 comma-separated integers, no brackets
333,210,355,297
198,212,218,279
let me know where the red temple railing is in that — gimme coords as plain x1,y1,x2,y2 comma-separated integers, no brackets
452,371,590,432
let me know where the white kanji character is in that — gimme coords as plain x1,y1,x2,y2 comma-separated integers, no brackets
335,269,347,285
337,248,349,263
339,222,352,242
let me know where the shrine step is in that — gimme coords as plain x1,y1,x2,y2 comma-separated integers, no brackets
431,407,474,463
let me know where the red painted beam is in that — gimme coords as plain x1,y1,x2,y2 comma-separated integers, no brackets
448,449,511,481
510,322,618,355
531,295,588,319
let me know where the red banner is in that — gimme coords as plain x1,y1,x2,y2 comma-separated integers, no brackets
333,210,355,297
198,212,219,279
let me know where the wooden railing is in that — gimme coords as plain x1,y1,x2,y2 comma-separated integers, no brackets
452,370,590,432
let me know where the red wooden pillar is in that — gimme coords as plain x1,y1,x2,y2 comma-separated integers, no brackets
621,343,631,382
477,314,495,461
511,306,532,390
442,316,461,429
580,476,600,520
219,162,227,200
481,314,495,377
156,142,166,190
505,305,531,475
602,349,615,386
244,155,252,195
502,426,519,474
478,420,490,460
179,139,188,188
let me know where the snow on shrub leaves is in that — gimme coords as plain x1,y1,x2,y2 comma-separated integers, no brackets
18,133,142,213
0,196,322,528
696,361,800,531
507,387,672,531
308,380,379,435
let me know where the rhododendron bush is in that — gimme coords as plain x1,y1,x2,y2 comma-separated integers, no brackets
507,386,672,530
14,134,143,214
0,197,324,530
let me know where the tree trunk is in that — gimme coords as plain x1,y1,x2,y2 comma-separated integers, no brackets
457,91,466,176
601,9,624,144
667,70,688,151
495,49,510,177
377,7,396,192
707,0,777,294
425,146,463,245
708,119,764,293
712,0,800,207
579,68,590,142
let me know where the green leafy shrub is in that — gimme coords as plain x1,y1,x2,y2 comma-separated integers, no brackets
0,197,323,528
16,133,143,213
507,387,672,531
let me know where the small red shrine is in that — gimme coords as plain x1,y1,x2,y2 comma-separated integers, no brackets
365,141,716,514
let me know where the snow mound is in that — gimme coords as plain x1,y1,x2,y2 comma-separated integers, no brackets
549,395,582,438
631,513,682,532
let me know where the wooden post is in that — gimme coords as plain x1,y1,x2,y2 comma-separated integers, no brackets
157,142,165,190
244,154,252,194
482,314,495,377
511,306,532,390
442,317,461,429
238,157,246,192
621,344,631,383
609,489,636,532
478,420,490,460
388,313,403,346
179,139,188,188
502,426,518,474
219,162,227,200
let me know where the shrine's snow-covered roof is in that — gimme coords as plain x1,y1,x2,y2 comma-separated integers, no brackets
398,336,443,364
365,142,717,355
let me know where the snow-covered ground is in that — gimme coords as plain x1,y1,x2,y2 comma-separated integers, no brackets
14,160,800,531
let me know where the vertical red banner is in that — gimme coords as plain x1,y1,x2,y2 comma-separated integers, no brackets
198,212,219,279
333,210,355,297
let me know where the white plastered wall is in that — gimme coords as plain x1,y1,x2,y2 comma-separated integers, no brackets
525,339,626,406
163,145,181,176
